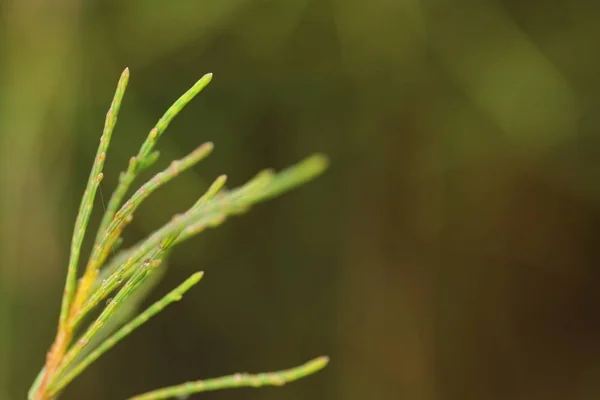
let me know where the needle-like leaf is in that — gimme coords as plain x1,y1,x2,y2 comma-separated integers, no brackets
59,68,129,327
48,273,203,396
128,356,329,400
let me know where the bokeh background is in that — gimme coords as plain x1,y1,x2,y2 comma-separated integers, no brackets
3,0,600,399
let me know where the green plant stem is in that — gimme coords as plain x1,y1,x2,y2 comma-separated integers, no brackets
89,174,226,295
84,142,213,277
95,73,213,243
80,154,326,320
191,174,227,209
74,173,226,327
128,356,329,400
66,228,184,370
59,67,129,328
51,260,155,388
48,273,203,396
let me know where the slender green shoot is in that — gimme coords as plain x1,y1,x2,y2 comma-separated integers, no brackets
191,174,228,209
95,73,213,243
128,356,330,400
48,273,203,396
75,173,227,325
52,259,156,384
59,67,129,327
84,142,214,277
80,156,324,320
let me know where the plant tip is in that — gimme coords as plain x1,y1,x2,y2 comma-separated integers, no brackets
192,271,204,280
120,68,130,81
200,73,213,84
310,153,329,170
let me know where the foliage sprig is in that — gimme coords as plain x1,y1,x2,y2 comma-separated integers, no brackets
30,68,328,400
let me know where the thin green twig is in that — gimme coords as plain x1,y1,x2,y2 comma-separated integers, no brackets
55,239,174,388
95,73,213,243
51,259,155,387
84,142,214,277
89,174,227,295
191,174,227,209
58,67,129,328
48,273,203,396
128,356,329,400
75,173,227,326
79,155,325,320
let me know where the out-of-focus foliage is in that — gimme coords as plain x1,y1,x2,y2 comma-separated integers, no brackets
2,0,600,399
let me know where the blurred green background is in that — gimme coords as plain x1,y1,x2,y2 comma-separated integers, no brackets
2,0,600,399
